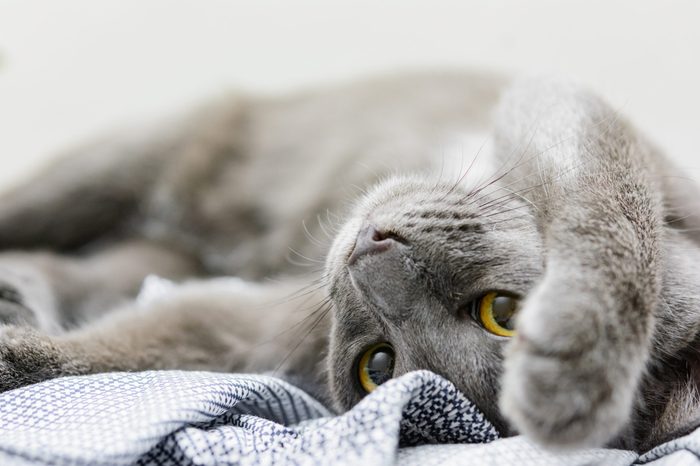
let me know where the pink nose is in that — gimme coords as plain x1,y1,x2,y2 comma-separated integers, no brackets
348,224,401,265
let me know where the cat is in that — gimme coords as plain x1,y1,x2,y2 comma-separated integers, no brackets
1,70,700,453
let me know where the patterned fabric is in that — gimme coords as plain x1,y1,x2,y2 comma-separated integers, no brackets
0,370,698,466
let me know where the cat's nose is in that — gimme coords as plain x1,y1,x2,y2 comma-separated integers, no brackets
346,224,413,318
348,224,404,265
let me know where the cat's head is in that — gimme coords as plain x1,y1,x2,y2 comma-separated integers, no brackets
325,171,544,431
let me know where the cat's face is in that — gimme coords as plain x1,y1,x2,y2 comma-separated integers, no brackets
325,173,543,431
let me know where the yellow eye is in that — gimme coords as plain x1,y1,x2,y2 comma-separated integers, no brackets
477,291,519,337
357,343,395,393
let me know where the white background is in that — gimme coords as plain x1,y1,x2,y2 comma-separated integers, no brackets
0,0,698,189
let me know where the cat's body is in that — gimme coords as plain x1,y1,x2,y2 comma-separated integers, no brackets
1,71,699,452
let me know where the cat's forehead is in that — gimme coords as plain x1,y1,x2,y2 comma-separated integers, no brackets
353,175,483,222
352,134,497,219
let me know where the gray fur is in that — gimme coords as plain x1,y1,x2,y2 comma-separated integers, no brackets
0,71,697,452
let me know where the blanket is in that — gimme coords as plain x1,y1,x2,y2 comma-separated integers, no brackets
1,370,698,465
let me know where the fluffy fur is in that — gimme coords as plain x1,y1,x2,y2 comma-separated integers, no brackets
0,71,699,452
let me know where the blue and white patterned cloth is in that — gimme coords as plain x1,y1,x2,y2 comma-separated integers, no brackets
0,370,698,466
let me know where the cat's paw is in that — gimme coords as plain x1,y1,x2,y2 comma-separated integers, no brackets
499,285,642,449
0,325,75,392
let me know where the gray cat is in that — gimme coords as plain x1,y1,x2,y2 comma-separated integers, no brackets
1,71,699,453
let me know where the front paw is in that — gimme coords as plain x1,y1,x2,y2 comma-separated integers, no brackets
499,288,644,449
0,325,76,392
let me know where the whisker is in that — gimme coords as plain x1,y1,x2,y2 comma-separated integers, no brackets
437,134,490,200
286,247,326,265
482,212,535,227
481,202,535,219
258,275,329,308
302,219,328,248
273,301,331,375
318,213,338,239
466,115,543,199
254,295,332,348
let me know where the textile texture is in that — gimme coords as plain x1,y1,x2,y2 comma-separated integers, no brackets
0,370,697,465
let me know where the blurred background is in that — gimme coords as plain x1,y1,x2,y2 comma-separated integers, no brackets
0,0,698,190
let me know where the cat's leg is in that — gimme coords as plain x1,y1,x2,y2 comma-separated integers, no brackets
0,127,171,251
491,79,664,448
0,239,200,332
0,128,198,329
0,277,328,393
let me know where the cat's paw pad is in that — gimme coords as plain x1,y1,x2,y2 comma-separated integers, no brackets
499,295,639,448
0,326,68,392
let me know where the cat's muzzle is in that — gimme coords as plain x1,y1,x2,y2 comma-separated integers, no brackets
346,223,415,319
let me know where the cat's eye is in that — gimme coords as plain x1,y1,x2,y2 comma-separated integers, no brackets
473,291,519,337
357,343,395,393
